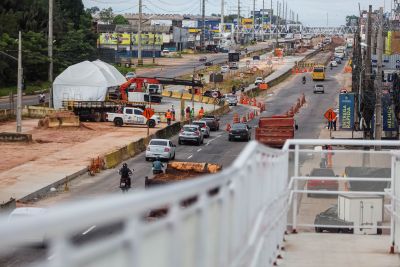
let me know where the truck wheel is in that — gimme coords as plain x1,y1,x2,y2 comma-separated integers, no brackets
114,118,123,127
147,119,156,128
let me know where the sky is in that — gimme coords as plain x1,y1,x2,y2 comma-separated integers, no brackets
83,0,390,26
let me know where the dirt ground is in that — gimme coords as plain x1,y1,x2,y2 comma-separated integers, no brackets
0,119,166,173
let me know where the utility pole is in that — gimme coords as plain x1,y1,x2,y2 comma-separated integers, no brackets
326,12,328,27
48,0,53,108
237,0,241,44
270,0,273,40
375,7,384,145
365,5,373,139
152,25,156,64
253,0,256,41
262,0,265,41
220,0,224,35
17,31,22,133
138,0,143,66
201,0,205,50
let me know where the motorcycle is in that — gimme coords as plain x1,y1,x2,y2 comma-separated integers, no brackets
302,78,306,85
120,177,131,193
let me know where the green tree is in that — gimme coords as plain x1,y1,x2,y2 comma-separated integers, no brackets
99,7,114,24
87,6,100,15
113,14,129,25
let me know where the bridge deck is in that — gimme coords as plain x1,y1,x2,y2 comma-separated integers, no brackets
279,233,400,267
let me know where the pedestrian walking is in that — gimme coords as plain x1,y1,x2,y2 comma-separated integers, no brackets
165,109,172,125
171,104,176,121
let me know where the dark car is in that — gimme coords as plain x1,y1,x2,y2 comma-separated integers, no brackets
205,61,213,66
334,57,342,64
307,168,338,197
314,205,354,233
229,123,251,141
202,115,220,131
199,56,207,62
203,90,223,99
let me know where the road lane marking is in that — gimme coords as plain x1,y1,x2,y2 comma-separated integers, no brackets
187,155,193,159
82,225,96,235
197,149,202,152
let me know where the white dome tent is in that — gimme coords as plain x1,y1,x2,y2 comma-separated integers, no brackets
53,60,125,109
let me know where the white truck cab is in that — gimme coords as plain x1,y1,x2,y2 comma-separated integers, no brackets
107,107,160,128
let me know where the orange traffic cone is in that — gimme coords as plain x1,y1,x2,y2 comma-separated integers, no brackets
233,113,240,123
253,98,257,107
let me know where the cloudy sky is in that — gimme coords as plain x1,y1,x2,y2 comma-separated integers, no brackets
83,0,389,26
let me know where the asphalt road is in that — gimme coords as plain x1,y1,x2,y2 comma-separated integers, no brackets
0,50,345,267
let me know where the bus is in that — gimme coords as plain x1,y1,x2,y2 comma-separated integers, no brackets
312,66,325,81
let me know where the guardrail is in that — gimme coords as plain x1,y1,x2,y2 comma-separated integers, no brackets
0,141,289,267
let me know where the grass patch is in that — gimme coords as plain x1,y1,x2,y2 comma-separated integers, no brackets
0,81,50,97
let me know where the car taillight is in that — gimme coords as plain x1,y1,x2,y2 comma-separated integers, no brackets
202,125,206,128
164,147,170,152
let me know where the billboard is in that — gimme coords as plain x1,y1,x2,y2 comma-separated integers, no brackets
132,34,163,45
241,18,254,29
339,93,355,130
99,33,130,45
182,20,198,28
150,20,173,26
99,33,163,45
382,93,397,131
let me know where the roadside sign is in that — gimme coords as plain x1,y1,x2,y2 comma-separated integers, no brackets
211,91,219,98
339,93,355,130
324,108,337,122
143,108,154,119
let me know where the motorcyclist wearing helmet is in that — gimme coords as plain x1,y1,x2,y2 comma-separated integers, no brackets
152,157,164,174
302,76,306,84
119,163,133,191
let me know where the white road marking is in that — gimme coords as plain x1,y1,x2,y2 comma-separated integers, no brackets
82,225,96,235
187,155,193,159
197,149,202,152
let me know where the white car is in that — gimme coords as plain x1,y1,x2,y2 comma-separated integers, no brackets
125,72,136,80
314,84,325,94
220,65,229,73
145,139,176,161
8,207,48,245
192,120,210,138
254,77,264,85
330,61,338,67
162,48,170,54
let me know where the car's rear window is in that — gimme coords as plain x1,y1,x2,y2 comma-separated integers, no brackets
310,169,335,177
232,124,246,130
193,122,206,127
183,126,198,132
149,140,168,146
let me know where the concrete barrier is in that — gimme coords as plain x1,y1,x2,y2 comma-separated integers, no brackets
0,132,32,142
194,95,202,102
208,98,216,104
202,96,211,103
171,91,183,99
162,90,172,97
22,106,57,118
182,93,193,100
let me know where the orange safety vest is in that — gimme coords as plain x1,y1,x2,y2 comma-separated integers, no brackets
165,111,172,119
198,109,204,117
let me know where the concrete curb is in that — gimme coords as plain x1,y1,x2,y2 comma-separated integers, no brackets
19,167,88,203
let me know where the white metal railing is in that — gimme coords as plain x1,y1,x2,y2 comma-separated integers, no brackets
1,139,400,266
0,141,289,267
285,139,400,252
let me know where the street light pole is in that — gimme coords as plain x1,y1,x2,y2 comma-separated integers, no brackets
17,31,23,133
375,7,384,146
138,0,143,66
48,0,53,108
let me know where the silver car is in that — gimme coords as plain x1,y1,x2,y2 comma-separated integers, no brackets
192,121,210,138
226,94,238,106
314,84,325,94
178,125,204,145
145,139,176,161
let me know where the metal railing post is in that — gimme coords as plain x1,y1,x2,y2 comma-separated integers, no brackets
390,154,396,254
292,144,299,233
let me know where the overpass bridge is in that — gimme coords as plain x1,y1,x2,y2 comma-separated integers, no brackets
0,139,400,267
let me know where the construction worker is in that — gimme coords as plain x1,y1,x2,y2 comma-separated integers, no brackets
171,104,176,121
185,105,191,120
165,109,172,125
198,106,204,119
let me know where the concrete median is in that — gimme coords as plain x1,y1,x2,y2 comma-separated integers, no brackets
182,93,193,100
162,90,172,97
171,91,183,99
